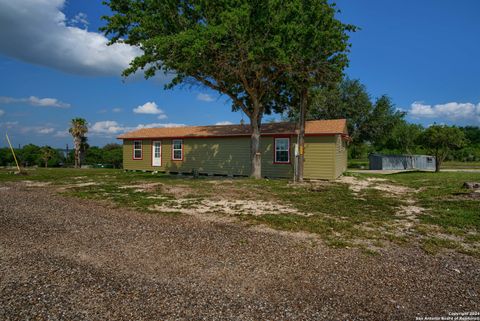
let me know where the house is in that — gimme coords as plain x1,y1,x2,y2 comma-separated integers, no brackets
369,153,436,171
117,119,349,179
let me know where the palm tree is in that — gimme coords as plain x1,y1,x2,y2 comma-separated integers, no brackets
69,118,88,168
40,146,56,168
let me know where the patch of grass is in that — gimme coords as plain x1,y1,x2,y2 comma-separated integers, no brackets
442,161,480,169
348,158,369,169
376,172,480,232
421,237,461,255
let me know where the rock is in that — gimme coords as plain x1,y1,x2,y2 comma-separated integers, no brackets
463,182,480,190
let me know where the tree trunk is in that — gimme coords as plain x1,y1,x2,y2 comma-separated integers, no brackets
45,160,48,168
296,88,308,182
250,112,262,179
74,137,81,168
435,150,441,172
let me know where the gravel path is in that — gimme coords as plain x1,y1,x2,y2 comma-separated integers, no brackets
0,182,479,320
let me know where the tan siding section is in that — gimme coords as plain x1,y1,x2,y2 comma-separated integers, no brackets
303,136,336,180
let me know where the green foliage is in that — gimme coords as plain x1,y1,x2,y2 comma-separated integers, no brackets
0,147,14,166
84,143,123,168
305,78,404,146
0,144,64,167
378,120,424,154
0,143,122,168
419,125,467,171
40,146,58,168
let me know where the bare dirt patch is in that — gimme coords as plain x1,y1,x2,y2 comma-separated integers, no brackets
119,182,163,192
150,198,308,217
22,180,52,187
337,176,413,196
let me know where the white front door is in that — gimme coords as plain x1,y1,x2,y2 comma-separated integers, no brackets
152,141,162,166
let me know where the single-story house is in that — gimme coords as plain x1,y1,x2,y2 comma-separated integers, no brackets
117,119,349,179
369,153,436,171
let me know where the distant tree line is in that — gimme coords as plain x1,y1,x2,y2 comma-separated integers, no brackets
0,143,123,168
291,78,473,168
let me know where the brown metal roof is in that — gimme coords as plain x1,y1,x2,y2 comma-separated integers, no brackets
117,119,347,139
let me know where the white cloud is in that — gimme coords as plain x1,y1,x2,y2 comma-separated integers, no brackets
134,123,186,129
54,130,69,138
90,121,125,135
0,0,142,76
0,121,18,129
409,101,480,123
112,108,122,113
0,109,4,117
133,102,163,114
133,101,168,119
0,96,70,108
196,93,215,102
37,127,55,134
89,120,186,136
2,122,58,135
215,121,233,125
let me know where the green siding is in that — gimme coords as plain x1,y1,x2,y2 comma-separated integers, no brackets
124,137,251,175
123,134,344,179
261,136,294,178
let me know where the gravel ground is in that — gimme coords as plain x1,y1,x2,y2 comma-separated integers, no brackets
0,182,479,320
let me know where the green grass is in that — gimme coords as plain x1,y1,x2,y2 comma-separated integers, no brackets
1,167,479,256
442,161,480,169
348,158,369,169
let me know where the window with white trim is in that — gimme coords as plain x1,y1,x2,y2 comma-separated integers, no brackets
133,140,142,159
172,139,183,160
274,138,290,163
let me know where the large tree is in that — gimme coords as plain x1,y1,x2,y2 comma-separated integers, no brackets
274,2,355,182
306,78,404,146
102,0,353,179
420,125,467,172
69,118,88,168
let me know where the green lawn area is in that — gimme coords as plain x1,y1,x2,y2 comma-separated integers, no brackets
0,168,478,256
442,161,480,169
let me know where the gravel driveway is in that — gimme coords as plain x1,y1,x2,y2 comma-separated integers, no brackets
0,182,478,320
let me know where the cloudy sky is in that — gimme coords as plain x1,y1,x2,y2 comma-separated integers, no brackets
0,0,479,147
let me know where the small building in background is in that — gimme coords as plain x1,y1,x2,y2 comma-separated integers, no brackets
368,154,436,171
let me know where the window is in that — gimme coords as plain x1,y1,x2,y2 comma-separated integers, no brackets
133,140,142,159
274,138,290,163
172,139,183,160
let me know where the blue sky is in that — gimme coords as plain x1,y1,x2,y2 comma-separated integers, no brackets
0,0,479,148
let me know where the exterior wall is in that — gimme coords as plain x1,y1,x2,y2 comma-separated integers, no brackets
303,135,337,180
123,137,251,175
334,135,348,178
261,136,294,178
123,134,342,179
